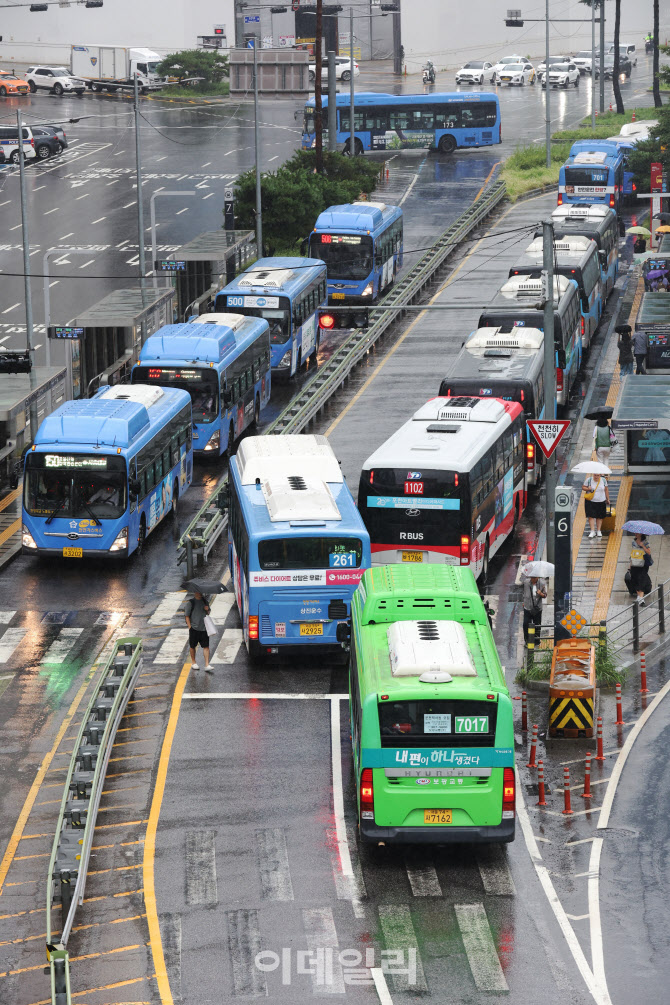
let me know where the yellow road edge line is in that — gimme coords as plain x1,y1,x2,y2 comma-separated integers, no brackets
591,476,632,624
143,661,190,1005
0,517,20,550
473,161,500,202
325,186,530,437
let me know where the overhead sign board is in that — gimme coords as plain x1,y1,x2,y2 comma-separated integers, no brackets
48,326,84,340
527,420,571,459
154,259,187,272
612,419,658,430
245,14,260,22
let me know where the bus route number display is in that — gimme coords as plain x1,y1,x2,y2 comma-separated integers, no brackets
455,715,489,734
320,234,362,244
329,551,357,568
44,455,107,469
147,368,200,381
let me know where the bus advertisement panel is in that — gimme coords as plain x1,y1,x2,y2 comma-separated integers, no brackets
349,564,515,845
22,384,193,559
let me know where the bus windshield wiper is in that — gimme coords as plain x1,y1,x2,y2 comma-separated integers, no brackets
45,496,68,525
78,499,101,527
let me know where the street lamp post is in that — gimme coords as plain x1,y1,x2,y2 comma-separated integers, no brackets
43,247,98,400
150,190,196,288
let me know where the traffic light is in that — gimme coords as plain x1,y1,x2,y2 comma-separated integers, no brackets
271,5,288,11
29,4,48,10
319,307,369,330
0,351,31,373
85,1,104,6
505,8,523,26
381,3,399,10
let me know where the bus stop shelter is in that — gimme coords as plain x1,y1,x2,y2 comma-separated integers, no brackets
613,375,670,476
0,365,67,479
635,293,670,372
165,231,256,322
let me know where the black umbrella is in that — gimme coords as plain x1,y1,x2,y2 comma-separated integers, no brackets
654,212,670,222
182,578,225,596
585,405,614,420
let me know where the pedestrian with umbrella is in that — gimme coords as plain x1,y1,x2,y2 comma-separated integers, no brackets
520,561,552,648
616,324,635,376
632,327,649,375
571,461,611,539
182,577,223,672
622,521,664,605
592,413,616,466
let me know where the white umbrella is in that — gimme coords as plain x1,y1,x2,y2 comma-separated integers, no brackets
570,461,612,476
522,561,555,578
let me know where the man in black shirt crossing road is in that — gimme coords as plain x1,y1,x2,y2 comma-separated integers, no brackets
185,590,213,671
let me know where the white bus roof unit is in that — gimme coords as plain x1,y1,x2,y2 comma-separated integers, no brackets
499,274,573,301
189,313,247,330
261,475,341,523
100,384,164,407
466,327,544,350
552,203,614,223
235,433,343,486
239,267,295,289
524,235,596,256
387,620,477,678
572,150,609,165
413,396,506,423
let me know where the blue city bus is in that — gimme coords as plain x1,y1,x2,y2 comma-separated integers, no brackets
132,313,270,458
308,202,403,303
509,235,602,348
302,91,502,155
227,434,371,658
22,384,193,559
547,204,619,298
215,258,327,379
569,138,636,199
558,148,625,214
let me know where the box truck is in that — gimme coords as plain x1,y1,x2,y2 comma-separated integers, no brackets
70,45,166,92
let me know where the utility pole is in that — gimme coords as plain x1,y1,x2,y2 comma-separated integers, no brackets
542,220,556,565
133,74,146,302
253,43,263,254
349,6,355,156
392,2,402,74
591,2,596,129
16,109,38,441
327,50,337,152
314,0,323,172
599,0,605,114
544,0,551,169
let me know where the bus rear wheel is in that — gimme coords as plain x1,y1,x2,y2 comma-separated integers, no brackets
480,540,490,584
254,394,260,425
172,483,179,520
136,516,146,556
438,134,457,154
226,422,235,457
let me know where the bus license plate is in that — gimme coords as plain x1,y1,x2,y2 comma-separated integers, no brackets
402,551,423,563
331,292,345,300
62,547,83,558
300,623,323,636
424,809,452,824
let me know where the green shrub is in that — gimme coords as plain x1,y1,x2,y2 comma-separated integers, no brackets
501,141,572,201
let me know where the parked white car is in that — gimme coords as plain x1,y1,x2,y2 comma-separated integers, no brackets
25,66,86,95
572,51,593,74
455,60,496,85
308,57,359,83
537,55,570,75
496,61,535,86
542,61,580,88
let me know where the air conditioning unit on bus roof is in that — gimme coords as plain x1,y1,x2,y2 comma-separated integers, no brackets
553,204,610,220
236,433,343,486
239,268,294,288
190,313,246,330
572,150,609,164
413,396,506,424
387,620,477,678
499,274,572,299
467,327,544,350
101,384,164,407
352,200,386,211
262,476,341,523
525,236,593,256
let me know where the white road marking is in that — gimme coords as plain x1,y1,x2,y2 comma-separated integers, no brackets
60,232,74,239
201,161,211,167
182,692,349,699
0,673,13,680
302,908,345,993
405,858,442,896
126,255,139,265
209,593,235,625
329,821,366,918
29,249,40,256
106,179,120,185
185,829,218,905
154,629,189,663
49,281,59,288
378,905,426,991
160,913,181,1001
516,769,612,1005
226,909,266,996
175,207,189,215
155,155,168,162
256,827,294,901
148,591,185,626
268,155,279,162
8,225,21,231
91,216,107,224
477,846,516,895
34,185,46,191
455,903,508,991
399,155,427,206
566,837,596,846
79,260,95,269
44,208,59,215
177,173,189,181
598,677,670,829
123,201,137,208
0,628,27,662
42,628,83,664
330,697,354,880
2,303,20,313
113,150,126,157
0,200,9,207
0,612,16,624
202,192,214,199
567,913,591,921
371,968,394,1005
211,628,243,664
588,839,607,994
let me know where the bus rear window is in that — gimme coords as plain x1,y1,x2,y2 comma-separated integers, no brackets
258,536,364,570
564,168,609,189
379,700,497,747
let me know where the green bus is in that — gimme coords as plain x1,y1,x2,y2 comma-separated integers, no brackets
349,564,515,844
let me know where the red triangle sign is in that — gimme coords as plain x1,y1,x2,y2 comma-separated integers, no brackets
527,419,571,459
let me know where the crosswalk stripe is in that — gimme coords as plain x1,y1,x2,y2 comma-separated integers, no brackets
0,628,27,663
211,628,243,664
0,612,16,624
41,628,84,664
405,857,442,897
226,908,266,996
329,823,366,919
154,629,189,663
149,592,185,626
210,593,236,625
454,903,508,991
160,912,182,1002
477,846,516,895
302,907,345,993
256,827,294,901
185,830,218,905
378,905,427,991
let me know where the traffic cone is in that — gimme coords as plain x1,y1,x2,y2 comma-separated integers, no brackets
632,110,636,122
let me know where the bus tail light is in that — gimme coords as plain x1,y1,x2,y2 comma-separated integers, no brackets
248,615,259,640
557,193,563,206
360,768,374,820
632,182,637,192
556,368,564,393
502,767,515,818
526,441,535,471
460,535,470,565
609,194,615,208
581,316,585,338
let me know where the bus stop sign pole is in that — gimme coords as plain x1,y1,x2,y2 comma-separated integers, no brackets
554,486,573,642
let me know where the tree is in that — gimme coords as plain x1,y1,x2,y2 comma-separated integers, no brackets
314,0,324,173
610,0,624,114
628,113,670,192
156,50,229,86
653,0,662,108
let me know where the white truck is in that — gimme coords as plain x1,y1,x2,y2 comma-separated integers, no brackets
70,45,166,93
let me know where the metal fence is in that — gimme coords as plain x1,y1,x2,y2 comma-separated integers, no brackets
603,577,669,660
176,177,507,574
45,637,143,1005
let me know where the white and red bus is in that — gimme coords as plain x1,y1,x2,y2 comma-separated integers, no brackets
358,396,526,582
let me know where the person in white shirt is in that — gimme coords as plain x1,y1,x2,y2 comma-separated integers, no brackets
582,474,610,538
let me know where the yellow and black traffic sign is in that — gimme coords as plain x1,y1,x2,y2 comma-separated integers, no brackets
560,608,587,636
549,694,594,738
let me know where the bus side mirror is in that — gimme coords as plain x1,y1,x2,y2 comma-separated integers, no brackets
223,389,233,407
598,249,607,265
300,237,308,256
130,478,141,498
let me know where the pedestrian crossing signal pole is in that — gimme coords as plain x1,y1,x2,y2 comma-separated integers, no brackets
542,220,556,564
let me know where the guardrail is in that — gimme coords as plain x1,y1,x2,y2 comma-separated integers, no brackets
176,177,507,573
604,577,669,660
45,637,143,1005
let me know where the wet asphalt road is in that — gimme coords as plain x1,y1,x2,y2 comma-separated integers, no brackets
0,51,666,1005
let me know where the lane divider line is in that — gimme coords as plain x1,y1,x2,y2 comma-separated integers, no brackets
371,967,394,1005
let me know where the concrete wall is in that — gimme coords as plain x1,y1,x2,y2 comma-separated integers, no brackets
0,0,235,64
400,0,670,74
